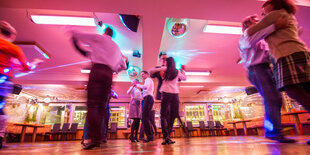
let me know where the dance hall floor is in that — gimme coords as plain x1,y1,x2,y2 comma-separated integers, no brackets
0,136,310,155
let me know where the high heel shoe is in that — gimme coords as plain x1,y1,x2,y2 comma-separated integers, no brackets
168,139,175,144
83,143,100,150
134,137,140,142
161,138,175,145
129,136,136,143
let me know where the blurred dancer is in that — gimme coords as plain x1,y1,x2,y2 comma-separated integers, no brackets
70,27,128,149
247,0,310,109
102,89,118,143
239,14,295,143
81,89,117,145
246,0,310,145
0,20,43,149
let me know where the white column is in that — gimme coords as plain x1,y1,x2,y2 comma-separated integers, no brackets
68,104,75,124
35,103,44,124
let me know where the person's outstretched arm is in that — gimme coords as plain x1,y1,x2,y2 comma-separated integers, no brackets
71,37,90,57
247,10,284,36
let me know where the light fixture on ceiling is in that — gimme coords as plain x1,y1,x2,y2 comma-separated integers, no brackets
223,98,229,103
121,50,134,55
203,25,242,35
43,97,51,103
180,86,204,88
43,96,58,103
14,41,51,59
30,15,96,26
81,69,118,74
166,18,189,38
185,70,212,76
127,66,140,77
81,69,91,73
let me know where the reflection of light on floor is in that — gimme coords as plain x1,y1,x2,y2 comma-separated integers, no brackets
260,142,277,144
45,144,54,146
2,136,310,154
9,144,18,148
220,141,247,144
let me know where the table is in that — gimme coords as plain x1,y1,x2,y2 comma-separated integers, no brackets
227,120,252,136
14,123,45,142
282,110,308,135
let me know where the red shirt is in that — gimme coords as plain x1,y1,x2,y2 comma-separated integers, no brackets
0,38,30,77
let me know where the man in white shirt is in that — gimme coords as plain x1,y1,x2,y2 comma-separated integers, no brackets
70,27,128,149
136,71,154,142
150,52,168,100
239,14,295,143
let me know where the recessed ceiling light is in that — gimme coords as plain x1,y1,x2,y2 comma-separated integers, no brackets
31,15,96,26
203,25,242,35
185,71,212,76
81,69,90,73
180,86,204,88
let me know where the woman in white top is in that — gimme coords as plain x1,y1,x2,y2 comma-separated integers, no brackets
150,57,186,145
127,79,142,142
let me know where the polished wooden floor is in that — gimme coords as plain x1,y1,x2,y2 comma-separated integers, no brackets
1,136,310,155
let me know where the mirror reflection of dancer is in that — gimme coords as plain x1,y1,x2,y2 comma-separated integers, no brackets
246,0,310,145
0,20,44,149
239,14,295,143
127,79,142,142
150,57,186,145
69,27,128,150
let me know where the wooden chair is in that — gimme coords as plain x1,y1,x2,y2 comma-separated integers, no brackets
186,121,198,137
67,123,78,140
60,123,70,140
45,123,61,141
199,121,209,136
108,123,118,139
215,121,228,136
207,121,218,136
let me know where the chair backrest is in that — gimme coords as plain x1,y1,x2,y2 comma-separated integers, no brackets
52,123,61,132
70,123,79,132
199,121,206,130
186,121,194,130
215,121,223,129
61,123,70,132
110,123,118,132
207,121,215,129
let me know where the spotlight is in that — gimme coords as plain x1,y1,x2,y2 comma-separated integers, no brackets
44,97,51,103
132,50,141,58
